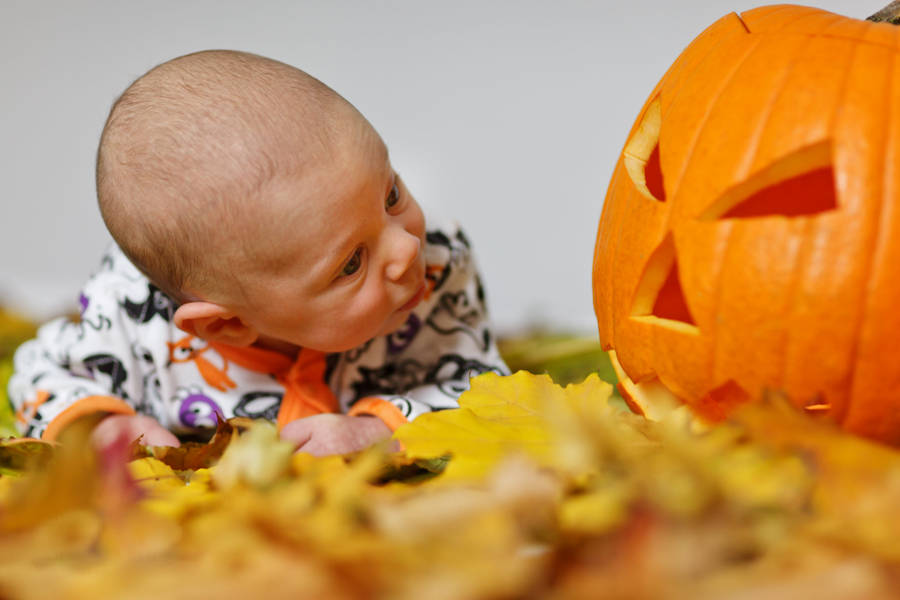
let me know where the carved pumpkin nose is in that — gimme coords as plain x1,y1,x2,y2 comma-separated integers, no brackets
593,5,900,445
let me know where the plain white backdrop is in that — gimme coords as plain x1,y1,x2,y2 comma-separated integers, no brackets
0,0,884,333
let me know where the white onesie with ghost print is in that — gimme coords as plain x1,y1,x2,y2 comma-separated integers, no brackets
8,221,507,439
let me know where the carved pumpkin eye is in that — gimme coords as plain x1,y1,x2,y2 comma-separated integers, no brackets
630,233,698,333
699,141,837,220
623,96,666,202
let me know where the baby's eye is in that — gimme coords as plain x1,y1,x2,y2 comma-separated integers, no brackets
385,182,400,211
341,248,363,276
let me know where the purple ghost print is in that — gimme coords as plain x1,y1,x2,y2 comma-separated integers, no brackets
387,314,421,354
179,392,223,428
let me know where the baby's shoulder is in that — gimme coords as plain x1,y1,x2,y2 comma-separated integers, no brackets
79,244,178,327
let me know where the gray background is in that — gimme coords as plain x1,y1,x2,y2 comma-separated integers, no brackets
0,0,881,333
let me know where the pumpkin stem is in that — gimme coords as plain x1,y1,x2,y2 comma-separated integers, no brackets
868,1,900,24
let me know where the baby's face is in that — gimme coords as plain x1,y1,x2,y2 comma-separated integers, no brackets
235,135,427,353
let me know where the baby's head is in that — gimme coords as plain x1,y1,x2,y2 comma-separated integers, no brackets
97,50,427,353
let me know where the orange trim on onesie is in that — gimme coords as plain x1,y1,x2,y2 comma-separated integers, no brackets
347,397,409,432
210,341,293,374
210,342,339,430
42,395,136,442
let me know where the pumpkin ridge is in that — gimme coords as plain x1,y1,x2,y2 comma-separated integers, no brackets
709,221,735,396
779,10,849,37
820,9,894,41
843,45,897,430
782,33,877,426
729,32,818,187
801,31,900,53
816,13,879,48
743,6,900,51
749,33,862,183
604,165,632,352
665,37,763,221
777,217,816,405
781,21,867,407
822,23,867,143
655,14,754,170
615,14,745,156
593,165,623,347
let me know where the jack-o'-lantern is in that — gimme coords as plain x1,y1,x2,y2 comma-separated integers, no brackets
593,5,900,444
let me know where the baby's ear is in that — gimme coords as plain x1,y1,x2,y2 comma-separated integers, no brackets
173,302,258,347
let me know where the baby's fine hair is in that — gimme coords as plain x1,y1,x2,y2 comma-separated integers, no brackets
96,50,358,302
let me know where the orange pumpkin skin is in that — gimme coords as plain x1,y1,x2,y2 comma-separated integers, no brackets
593,5,900,444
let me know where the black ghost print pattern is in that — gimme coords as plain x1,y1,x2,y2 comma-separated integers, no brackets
234,390,284,421
427,354,502,398
425,290,491,352
351,359,431,401
122,283,176,324
351,353,501,402
80,353,130,398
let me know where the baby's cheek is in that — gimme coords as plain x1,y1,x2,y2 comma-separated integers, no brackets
354,285,392,319
303,287,393,350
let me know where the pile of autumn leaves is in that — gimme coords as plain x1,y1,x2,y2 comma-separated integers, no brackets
3,372,900,599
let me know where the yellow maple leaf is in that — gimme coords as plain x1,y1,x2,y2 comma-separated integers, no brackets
129,458,217,520
395,371,616,483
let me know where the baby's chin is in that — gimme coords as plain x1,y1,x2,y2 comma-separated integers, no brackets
292,312,415,354
306,324,400,354
374,312,414,339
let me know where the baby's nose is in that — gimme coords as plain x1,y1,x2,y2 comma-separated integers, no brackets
385,229,421,282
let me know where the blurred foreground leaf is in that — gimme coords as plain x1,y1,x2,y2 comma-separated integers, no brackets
2,313,900,600
0,307,38,438
0,307,36,361
1,372,899,598
0,360,20,438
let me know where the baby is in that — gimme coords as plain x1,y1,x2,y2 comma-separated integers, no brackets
9,50,507,455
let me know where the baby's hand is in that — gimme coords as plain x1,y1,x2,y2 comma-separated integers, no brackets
91,414,181,450
280,414,394,456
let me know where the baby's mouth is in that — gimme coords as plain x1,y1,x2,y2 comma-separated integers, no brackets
399,283,426,312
